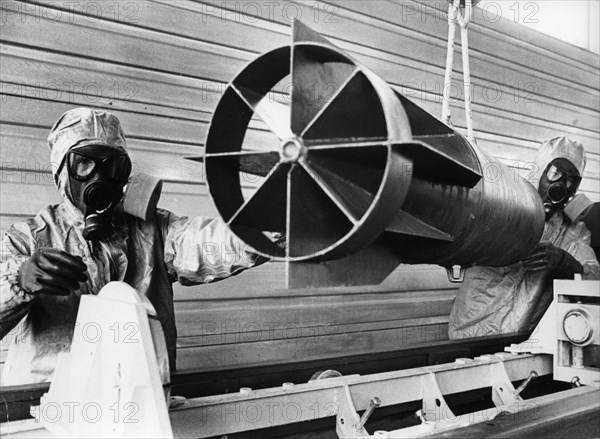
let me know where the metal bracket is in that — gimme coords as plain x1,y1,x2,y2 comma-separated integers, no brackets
336,385,370,438
490,361,521,409
421,372,456,423
506,301,557,355
382,372,469,438
446,265,466,283
490,360,539,422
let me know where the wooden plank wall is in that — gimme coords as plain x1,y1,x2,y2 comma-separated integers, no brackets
1,0,598,375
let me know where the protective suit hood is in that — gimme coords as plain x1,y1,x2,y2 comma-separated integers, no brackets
527,136,586,189
47,108,128,200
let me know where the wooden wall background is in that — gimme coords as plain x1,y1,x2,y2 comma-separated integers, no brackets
1,0,598,376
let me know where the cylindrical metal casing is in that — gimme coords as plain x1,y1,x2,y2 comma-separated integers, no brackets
390,139,545,267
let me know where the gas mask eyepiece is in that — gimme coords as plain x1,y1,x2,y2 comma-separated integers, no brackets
67,149,131,183
66,146,132,241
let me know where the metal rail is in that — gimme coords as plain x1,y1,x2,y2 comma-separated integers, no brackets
429,386,600,438
170,353,552,438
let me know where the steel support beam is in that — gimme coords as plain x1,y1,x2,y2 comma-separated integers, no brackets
170,353,552,438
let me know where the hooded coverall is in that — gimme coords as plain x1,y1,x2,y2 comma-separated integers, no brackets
449,137,599,339
0,108,265,385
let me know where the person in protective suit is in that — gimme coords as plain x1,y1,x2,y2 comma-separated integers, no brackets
449,136,599,339
0,108,267,385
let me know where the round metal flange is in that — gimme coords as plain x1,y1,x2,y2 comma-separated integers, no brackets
205,32,414,261
563,309,593,346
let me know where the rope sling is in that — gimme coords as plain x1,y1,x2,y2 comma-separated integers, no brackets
442,0,477,144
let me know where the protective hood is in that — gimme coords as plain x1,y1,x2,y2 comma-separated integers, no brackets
527,136,586,190
47,108,128,199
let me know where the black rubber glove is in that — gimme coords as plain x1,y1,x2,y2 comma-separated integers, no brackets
18,248,88,296
522,241,583,278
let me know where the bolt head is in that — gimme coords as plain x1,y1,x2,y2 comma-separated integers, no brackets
280,138,305,163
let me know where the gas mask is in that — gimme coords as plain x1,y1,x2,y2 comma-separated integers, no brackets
538,158,581,220
66,144,132,241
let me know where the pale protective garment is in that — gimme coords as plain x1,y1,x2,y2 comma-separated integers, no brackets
449,137,599,339
0,109,265,385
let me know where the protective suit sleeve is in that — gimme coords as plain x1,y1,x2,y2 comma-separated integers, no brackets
562,221,599,280
0,224,38,340
160,210,267,285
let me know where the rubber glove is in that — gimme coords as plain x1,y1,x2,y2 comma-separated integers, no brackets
18,248,88,296
522,241,583,278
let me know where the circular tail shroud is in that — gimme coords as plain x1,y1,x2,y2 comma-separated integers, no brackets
199,20,545,277
203,21,414,261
